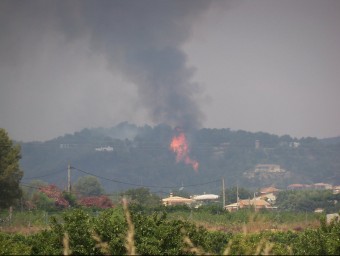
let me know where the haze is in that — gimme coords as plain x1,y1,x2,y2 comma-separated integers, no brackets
1,0,339,142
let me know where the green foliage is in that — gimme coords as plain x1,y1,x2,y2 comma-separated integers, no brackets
224,186,253,204
19,125,340,193
21,179,47,200
196,203,224,215
74,176,105,197
31,192,55,211
266,231,298,255
0,128,23,209
28,230,62,255
62,191,78,207
276,190,340,212
120,187,161,208
0,233,31,255
61,209,100,255
131,212,182,255
292,217,340,255
93,208,127,255
161,204,192,213
226,233,264,255
1,207,340,255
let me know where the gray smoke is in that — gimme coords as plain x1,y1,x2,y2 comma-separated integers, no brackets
0,0,211,131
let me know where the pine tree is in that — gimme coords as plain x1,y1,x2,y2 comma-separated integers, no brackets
0,128,23,209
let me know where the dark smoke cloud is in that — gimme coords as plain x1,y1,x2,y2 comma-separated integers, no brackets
0,0,211,131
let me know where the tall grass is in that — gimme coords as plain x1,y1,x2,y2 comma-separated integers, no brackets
166,208,321,233
122,197,136,255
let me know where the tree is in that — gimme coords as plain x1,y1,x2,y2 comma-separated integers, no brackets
0,128,23,209
224,186,253,205
74,175,105,196
31,192,55,211
121,187,160,207
62,191,78,207
22,179,48,200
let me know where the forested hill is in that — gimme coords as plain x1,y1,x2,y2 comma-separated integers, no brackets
19,122,340,194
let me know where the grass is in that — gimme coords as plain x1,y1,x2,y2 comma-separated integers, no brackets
166,209,321,233
122,197,136,255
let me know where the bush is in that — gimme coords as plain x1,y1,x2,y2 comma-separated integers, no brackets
28,230,62,255
293,217,340,255
93,208,127,255
0,233,31,255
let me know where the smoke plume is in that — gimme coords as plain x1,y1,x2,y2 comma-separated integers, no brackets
0,0,210,132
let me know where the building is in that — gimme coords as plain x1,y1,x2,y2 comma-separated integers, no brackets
260,186,279,195
192,194,219,208
332,185,340,194
225,198,277,212
162,193,193,206
287,184,311,190
326,213,339,224
289,142,300,148
191,194,219,201
313,183,332,190
95,146,114,152
225,202,239,212
255,164,285,173
314,208,324,213
259,187,280,203
243,164,287,179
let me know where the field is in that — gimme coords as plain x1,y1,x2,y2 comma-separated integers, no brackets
1,204,339,255
165,207,321,233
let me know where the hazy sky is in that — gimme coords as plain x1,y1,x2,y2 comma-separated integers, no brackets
1,0,340,142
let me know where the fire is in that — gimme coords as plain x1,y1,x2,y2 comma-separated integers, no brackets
170,132,199,171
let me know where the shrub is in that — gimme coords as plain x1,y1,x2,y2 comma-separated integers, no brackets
0,233,31,255
28,230,62,255
93,208,127,255
293,216,340,255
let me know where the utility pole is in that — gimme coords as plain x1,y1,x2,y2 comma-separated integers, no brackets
67,163,71,193
236,182,239,210
253,192,256,212
222,178,225,210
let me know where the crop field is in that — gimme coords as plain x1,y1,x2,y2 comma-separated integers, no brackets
1,203,339,255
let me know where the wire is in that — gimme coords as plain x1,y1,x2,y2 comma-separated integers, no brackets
19,182,170,198
22,170,62,180
20,183,42,190
70,165,220,190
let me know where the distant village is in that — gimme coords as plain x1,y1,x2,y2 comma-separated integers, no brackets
161,181,340,214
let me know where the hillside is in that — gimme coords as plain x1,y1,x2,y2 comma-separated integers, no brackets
19,123,340,194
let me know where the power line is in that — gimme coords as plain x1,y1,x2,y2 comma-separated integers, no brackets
70,165,220,190
19,182,170,199
22,169,62,180
20,183,42,190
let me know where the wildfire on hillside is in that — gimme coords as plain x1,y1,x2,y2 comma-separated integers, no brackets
169,130,199,171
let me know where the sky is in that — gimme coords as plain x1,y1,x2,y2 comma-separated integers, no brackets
1,0,340,142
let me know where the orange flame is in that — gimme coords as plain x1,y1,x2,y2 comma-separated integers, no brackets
170,132,199,171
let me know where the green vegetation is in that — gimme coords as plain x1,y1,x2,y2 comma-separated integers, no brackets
0,128,23,209
276,190,340,212
120,187,161,208
224,186,253,205
74,176,105,196
2,125,339,254
0,206,339,255
20,123,340,193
